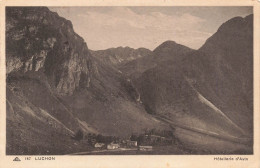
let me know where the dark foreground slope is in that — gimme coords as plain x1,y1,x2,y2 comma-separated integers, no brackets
127,15,253,153
6,7,167,155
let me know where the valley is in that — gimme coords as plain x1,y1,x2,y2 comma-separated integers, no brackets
5,7,253,155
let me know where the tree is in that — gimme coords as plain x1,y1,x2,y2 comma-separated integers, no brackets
130,134,138,141
73,129,84,141
137,135,145,145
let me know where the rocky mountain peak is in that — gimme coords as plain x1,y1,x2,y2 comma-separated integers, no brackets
153,40,177,52
91,46,152,66
152,40,193,61
200,14,253,53
6,7,92,95
217,14,253,34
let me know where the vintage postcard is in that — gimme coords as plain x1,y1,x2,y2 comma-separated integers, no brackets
0,0,259,167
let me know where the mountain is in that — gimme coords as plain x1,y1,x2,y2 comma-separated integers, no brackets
118,40,194,77
6,7,167,155
129,15,253,153
153,40,193,59
5,7,253,155
90,47,152,66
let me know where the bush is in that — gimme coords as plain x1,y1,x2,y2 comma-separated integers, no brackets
73,129,84,141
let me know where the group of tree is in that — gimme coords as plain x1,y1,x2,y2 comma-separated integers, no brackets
130,128,179,146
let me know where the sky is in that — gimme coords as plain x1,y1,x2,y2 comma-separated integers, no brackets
49,7,252,50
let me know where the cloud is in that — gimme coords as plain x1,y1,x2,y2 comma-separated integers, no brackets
50,7,212,50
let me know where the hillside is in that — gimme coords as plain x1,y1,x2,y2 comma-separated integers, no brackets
5,7,253,155
129,14,253,153
6,7,167,155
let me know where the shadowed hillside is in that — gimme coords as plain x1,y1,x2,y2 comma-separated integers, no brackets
126,15,253,153
6,7,167,155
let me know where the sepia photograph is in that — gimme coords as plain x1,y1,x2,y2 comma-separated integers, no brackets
5,5,254,156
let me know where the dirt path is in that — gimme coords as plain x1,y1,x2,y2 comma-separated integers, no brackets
68,148,138,155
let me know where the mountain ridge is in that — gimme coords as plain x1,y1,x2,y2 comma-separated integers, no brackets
90,46,152,66
6,7,168,154
131,14,253,140
5,7,253,154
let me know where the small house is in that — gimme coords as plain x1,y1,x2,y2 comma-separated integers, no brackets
94,143,105,148
107,143,120,150
139,146,153,151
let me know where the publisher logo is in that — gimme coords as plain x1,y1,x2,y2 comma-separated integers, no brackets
13,157,21,161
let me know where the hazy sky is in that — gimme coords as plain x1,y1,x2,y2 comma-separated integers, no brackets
49,7,252,50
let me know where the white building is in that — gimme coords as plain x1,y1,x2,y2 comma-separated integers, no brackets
94,143,105,148
139,146,153,151
107,143,120,150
